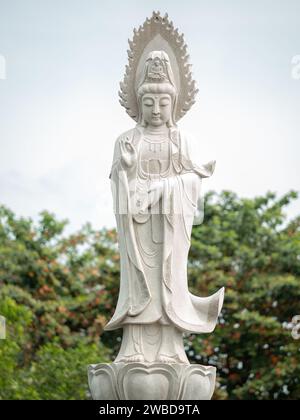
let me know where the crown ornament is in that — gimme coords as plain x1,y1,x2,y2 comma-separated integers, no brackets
119,11,199,123
145,55,169,83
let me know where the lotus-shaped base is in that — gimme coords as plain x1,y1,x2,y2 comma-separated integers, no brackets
88,362,216,400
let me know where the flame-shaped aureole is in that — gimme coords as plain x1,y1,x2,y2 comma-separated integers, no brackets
119,11,199,123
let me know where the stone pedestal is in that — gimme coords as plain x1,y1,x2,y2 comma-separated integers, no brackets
88,362,216,400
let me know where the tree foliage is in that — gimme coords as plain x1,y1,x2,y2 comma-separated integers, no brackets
187,191,300,399
0,191,299,399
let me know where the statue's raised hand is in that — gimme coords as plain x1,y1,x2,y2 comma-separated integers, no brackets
120,137,137,169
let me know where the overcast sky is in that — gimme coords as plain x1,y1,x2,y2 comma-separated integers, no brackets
0,0,299,233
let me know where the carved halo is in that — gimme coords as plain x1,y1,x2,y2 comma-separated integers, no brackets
119,11,199,123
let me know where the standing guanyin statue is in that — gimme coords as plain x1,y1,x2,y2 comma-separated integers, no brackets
88,11,224,401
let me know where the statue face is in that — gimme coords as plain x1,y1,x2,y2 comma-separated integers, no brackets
141,93,172,127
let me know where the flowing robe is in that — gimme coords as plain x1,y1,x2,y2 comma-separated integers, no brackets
105,126,224,333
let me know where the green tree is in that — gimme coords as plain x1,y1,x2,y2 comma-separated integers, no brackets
0,206,113,399
0,295,33,399
187,191,300,399
0,191,299,399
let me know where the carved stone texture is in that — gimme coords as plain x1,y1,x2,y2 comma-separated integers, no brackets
88,10,224,401
88,363,216,400
119,11,199,123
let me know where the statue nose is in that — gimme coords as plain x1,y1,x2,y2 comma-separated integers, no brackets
153,102,160,115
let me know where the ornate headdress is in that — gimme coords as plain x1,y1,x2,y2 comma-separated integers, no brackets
138,51,176,86
119,11,199,123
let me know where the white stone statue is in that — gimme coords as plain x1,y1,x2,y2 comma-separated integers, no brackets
88,11,224,400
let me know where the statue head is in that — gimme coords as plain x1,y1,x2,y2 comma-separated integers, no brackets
136,51,178,128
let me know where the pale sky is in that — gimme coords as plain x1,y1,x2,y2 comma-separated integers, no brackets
0,0,299,233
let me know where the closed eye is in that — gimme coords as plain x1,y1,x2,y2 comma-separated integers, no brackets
160,100,170,107
143,100,154,107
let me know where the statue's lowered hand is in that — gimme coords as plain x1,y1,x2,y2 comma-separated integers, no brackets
137,180,164,213
149,180,164,198
148,180,164,209
120,137,137,169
